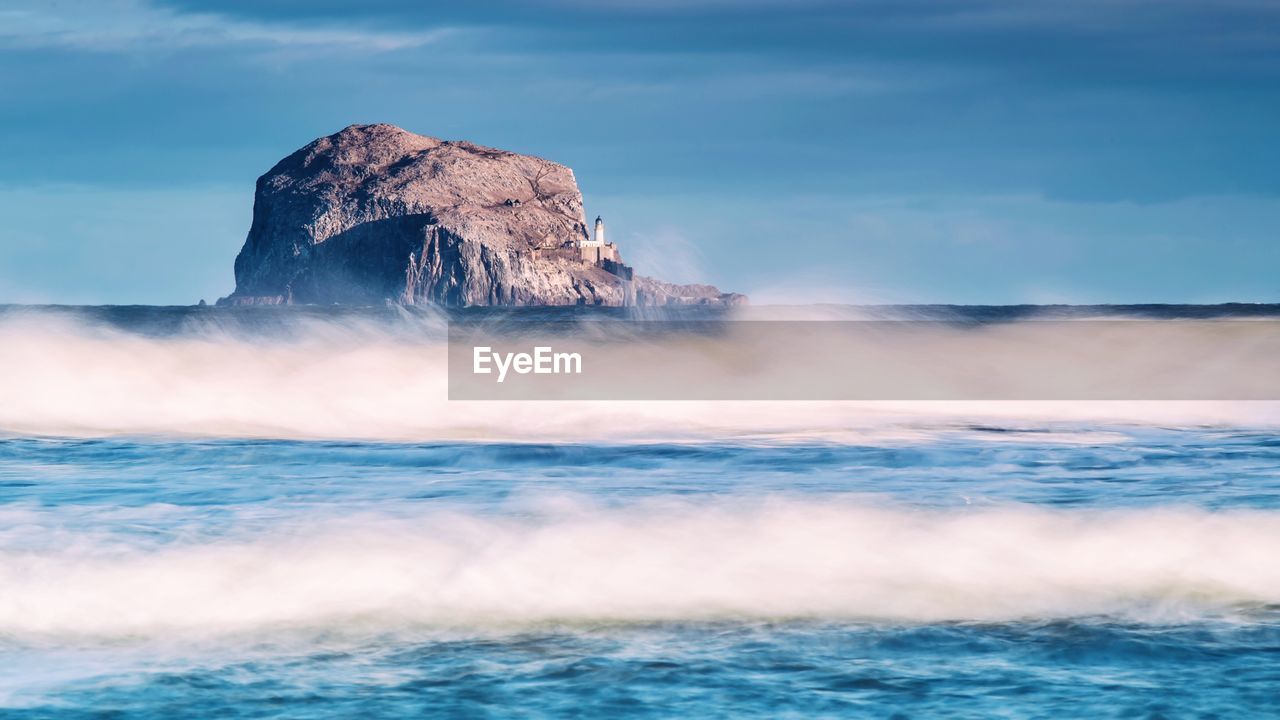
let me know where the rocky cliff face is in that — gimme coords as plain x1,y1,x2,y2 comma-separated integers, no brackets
220,124,744,307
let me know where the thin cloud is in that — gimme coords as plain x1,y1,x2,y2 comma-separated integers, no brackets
0,0,451,54
622,226,709,286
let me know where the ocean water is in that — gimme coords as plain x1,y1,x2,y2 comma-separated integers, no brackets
1,305,1279,718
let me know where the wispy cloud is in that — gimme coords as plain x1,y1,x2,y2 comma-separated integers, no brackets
622,226,709,286
545,0,838,10
0,0,450,54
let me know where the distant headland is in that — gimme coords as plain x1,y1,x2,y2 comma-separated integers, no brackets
218,124,746,307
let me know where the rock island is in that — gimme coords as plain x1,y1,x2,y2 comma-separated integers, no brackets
219,124,745,307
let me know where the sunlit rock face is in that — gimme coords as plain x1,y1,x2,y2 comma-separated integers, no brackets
221,124,744,307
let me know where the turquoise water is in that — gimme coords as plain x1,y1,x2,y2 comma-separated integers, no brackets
2,430,1279,718
1,306,1279,717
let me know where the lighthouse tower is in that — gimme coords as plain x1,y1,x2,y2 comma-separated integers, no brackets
576,214,624,271
592,216,606,246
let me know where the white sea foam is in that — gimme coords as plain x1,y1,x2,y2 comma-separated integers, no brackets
1,500,1278,641
0,312,1277,441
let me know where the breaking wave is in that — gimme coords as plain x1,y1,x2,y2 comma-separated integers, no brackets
2,499,1279,641
1,307,1279,440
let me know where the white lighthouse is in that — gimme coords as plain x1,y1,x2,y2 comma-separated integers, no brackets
583,213,606,248
576,214,621,265
579,216,606,249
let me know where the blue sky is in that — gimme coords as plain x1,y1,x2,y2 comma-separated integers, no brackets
0,0,1277,304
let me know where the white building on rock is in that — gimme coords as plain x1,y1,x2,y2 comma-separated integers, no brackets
582,216,606,248
576,215,621,266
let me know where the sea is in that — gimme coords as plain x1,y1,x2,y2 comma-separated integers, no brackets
1,303,1278,718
